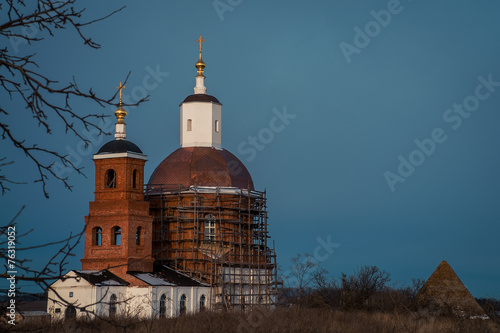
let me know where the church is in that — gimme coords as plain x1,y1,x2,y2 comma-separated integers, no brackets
47,37,278,320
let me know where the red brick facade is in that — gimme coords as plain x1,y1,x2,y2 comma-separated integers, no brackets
147,189,271,282
81,155,154,277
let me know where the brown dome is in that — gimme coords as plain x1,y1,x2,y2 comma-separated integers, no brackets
148,147,254,190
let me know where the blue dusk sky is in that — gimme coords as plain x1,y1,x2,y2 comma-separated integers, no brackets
1,0,500,298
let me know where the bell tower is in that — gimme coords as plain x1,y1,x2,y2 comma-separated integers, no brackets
81,83,154,276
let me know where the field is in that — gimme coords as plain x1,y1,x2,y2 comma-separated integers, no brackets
6,307,500,333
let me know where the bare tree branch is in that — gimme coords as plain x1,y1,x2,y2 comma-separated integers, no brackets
0,1,148,198
0,157,26,194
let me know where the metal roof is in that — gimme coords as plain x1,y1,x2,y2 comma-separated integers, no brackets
97,140,143,155
129,266,208,287
181,94,221,105
148,147,254,190
72,270,129,286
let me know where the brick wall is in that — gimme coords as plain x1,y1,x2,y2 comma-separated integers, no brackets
81,156,154,275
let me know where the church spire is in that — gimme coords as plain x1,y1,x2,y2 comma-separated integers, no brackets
114,81,127,140
181,36,222,149
194,35,207,94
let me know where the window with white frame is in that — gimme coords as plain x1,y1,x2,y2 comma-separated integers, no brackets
204,214,216,242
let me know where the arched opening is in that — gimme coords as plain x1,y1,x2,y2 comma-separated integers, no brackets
215,120,220,133
159,294,167,317
136,227,142,246
65,305,76,319
187,119,192,131
112,226,121,245
105,169,117,188
132,169,137,189
179,294,187,315
204,214,216,242
199,294,206,311
109,294,117,317
92,227,102,246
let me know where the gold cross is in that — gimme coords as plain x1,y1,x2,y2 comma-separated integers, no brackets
196,35,205,52
116,81,125,103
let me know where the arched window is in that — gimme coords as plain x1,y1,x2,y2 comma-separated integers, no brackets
187,119,192,131
204,214,216,242
159,294,167,317
179,294,187,315
109,294,117,317
92,227,102,246
105,169,116,188
65,305,76,319
132,170,137,189
199,294,206,311
112,227,121,245
136,227,142,246
215,120,220,133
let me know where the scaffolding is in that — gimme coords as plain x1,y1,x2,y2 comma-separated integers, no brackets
145,184,278,310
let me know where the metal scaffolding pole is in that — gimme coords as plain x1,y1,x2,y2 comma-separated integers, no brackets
145,184,278,310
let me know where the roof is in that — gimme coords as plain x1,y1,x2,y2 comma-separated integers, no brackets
128,272,176,286
129,266,208,287
97,140,143,154
415,261,485,315
71,270,129,286
181,94,221,105
147,147,254,190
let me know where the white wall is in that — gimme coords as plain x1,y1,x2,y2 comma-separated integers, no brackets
49,272,212,320
155,286,211,317
47,271,127,320
180,102,222,148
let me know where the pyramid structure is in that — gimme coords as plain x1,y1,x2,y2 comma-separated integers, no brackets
415,261,485,316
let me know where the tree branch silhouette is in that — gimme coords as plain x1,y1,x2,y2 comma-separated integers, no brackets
0,0,148,198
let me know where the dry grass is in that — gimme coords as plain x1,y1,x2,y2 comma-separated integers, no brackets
6,307,500,333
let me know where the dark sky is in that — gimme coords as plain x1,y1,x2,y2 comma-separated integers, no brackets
1,0,500,298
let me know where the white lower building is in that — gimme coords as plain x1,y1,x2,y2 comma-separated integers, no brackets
48,267,211,320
